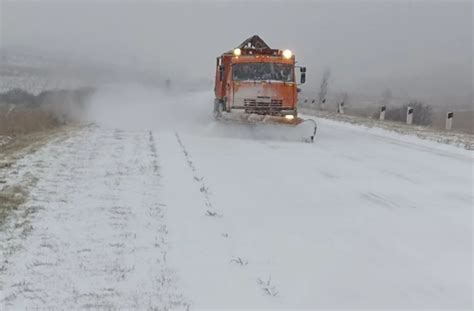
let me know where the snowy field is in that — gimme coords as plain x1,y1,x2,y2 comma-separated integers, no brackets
0,88,472,309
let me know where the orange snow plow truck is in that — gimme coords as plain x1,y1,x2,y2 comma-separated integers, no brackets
214,35,317,142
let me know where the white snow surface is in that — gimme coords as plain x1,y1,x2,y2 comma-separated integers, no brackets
0,87,472,309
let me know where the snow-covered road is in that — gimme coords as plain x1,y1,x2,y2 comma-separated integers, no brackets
0,90,472,309
163,119,472,309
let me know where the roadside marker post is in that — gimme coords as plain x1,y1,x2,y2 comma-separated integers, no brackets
338,102,345,114
446,112,453,131
320,98,326,111
406,107,414,125
380,106,386,121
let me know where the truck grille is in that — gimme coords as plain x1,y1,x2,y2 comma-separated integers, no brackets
243,97,283,108
240,97,285,115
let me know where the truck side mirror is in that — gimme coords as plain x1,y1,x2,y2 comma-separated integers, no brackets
300,67,306,84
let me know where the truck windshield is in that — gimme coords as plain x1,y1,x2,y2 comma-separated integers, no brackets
232,63,294,82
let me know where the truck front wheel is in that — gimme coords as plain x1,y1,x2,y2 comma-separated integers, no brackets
213,99,224,119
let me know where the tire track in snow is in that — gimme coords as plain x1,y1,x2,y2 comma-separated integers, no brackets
175,132,215,214
173,132,281,300
0,127,188,309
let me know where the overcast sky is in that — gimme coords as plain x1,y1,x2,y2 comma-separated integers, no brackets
1,0,472,103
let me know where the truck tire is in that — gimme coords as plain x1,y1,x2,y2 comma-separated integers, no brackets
213,99,224,119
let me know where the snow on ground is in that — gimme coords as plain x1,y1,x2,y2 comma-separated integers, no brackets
301,108,474,151
0,88,472,309
0,127,188,308
163,122,473,309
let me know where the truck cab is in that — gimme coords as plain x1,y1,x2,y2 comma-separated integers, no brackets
214,35,306,119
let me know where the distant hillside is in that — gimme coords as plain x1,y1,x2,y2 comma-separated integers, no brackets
0,46,166,94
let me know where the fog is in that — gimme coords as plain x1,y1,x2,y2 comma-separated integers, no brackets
1,0,472,105
85,85,315,142
85,85,212,131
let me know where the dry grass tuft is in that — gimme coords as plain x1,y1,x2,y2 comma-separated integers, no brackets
0,184,28,222
0,109,60,136
0,185,27,206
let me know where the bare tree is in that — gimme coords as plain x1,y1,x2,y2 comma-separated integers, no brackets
341,92,349,105
318,69,330,110
385,100,433,126
381,88,392,107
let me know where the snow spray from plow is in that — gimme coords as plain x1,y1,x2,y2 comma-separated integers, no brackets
82,83,317,143
217,111,317,143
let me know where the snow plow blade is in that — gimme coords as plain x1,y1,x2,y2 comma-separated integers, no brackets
219,112,317,143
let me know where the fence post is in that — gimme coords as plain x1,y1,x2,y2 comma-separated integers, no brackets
445,112,453,130
406,106,414,125
337,102,344,114
380,106,386,121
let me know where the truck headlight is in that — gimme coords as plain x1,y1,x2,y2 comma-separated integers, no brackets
282,49,292,59
284,114,295,120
